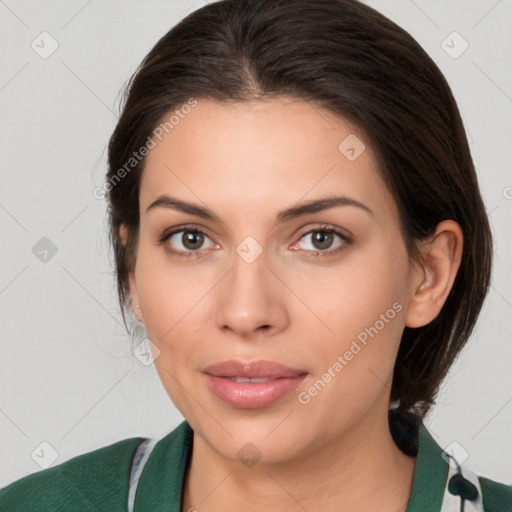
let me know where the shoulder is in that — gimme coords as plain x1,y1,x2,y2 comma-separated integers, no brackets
0,436,145,511
478,475,512,512
391,411,511,512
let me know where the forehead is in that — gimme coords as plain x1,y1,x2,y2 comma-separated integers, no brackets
139,97,395,222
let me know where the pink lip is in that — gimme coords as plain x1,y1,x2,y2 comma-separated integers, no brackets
202,360,307,409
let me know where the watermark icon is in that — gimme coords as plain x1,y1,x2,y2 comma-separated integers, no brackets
503,186,512,200
31,441,59,469
298,301,402,405
93,97,198,200
237,442,262,467
31,31,59,59
442,441,469,469
441,31,469,60
32,237,58,263
133,338,161,366
236,236,263,264
338,134,365,161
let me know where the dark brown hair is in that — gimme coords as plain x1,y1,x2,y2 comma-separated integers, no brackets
106,0,492,419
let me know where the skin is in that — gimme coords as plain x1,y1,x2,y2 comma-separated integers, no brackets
120,97,463,511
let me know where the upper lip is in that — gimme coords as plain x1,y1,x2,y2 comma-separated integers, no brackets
202,360,307,378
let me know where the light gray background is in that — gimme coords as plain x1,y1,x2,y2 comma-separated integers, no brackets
1,0,511,488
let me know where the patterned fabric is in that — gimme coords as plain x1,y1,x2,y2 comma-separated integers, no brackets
440,453,484,512
128,438,158,512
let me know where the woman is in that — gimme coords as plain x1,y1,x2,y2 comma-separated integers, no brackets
1,0,510,510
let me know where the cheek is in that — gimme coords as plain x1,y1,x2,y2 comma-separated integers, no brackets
135,242,185,306
134,245,216,356
133,251,206,414
305,238,409,398
310,240,409,342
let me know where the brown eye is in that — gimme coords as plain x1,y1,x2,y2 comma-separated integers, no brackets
310,231,335,250
181,231,205,250
159,227,216,256
293,227,352,259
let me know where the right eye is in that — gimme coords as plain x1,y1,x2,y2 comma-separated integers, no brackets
159,226,218,258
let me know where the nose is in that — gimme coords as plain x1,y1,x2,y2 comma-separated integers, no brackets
214,247,290,340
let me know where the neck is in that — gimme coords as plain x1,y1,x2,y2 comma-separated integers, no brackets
181,407,417,512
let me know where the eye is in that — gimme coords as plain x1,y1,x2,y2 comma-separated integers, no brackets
158,226,217,257
292,226,351,258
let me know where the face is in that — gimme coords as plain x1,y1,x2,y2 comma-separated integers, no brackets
125,97,422,464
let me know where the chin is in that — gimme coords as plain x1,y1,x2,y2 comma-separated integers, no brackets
194,412,313,466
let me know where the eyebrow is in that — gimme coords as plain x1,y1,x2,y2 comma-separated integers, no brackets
145,194,374,222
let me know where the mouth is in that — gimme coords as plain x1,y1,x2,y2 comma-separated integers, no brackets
202,359,308,409
224,377,280,383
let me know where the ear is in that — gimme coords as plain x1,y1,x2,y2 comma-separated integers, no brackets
405,220,463,328
119,224,143,323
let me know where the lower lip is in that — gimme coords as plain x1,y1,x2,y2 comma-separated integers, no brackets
204,374,307,409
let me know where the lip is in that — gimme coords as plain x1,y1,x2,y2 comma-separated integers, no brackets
202,360,308,409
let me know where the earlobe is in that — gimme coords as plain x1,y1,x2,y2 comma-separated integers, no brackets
128,271,144,322
405,220,463,328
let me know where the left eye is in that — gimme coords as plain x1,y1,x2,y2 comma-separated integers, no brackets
295,229,348,253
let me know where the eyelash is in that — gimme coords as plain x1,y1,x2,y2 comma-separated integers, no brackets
157,223,352,260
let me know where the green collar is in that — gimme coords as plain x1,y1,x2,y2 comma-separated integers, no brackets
133,417,448,512
406,420,449,511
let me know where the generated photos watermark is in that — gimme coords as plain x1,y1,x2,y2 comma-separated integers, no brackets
298,301,403,405
93,97,198,200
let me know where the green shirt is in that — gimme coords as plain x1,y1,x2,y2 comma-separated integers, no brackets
0,416,510,511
